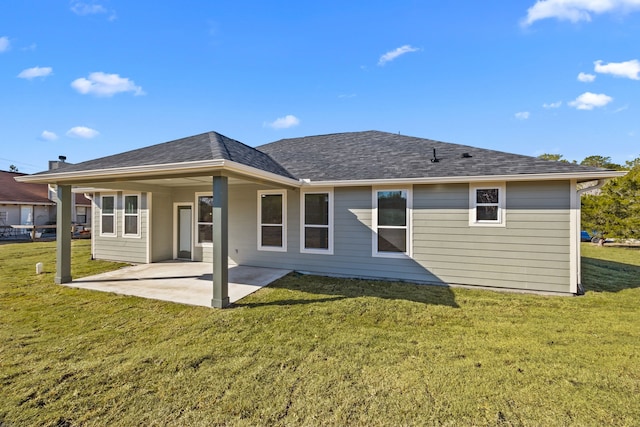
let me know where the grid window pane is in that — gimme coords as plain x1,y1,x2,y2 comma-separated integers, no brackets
261,226,283,247
476,189,498,204
102,216,114,234
305,194,329,225
124,215,138,235
124,196,138,214
477,206,498,221
261,194,283,224
305,227,329,249
378,191,406,226
378,228,406,253
102,196,114,214
198,224,212,243
198,196,213,223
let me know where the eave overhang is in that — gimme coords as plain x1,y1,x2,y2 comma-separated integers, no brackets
15,159,301,188
300,170,627,187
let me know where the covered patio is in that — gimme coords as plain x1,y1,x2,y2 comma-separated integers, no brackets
64,261,291,307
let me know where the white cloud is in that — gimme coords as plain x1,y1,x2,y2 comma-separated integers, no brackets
71,2,107,15
265,115,300,129
515,111,531,120
71,72,145,97
577,72,596,82
66,126,99,139
569,92,613,110
594,59,640,80
543,101,562,108
0,36,10,52
338,93,357,99
378,45,420,66
17,66,53,80
40,130,59,141
522,0,640,26
71,2,116,20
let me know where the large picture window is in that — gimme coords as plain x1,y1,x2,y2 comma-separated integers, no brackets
301,190,333,254
373,188,411,257
469,183,506,226
197,194,213,244
123,194,140,237
100,195,115,236
258,190,286,251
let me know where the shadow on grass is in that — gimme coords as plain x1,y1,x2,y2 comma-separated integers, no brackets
236,272,459,308
582,257,640,293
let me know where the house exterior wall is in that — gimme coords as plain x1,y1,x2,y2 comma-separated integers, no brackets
227,180,573,294
412,181,571,293
92,192,149,263
150,192,173,262
89,179,573,294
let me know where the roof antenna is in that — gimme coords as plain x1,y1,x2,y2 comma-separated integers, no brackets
431,148,439,163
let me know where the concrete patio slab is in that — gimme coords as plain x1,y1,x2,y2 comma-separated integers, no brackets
65,261,291,307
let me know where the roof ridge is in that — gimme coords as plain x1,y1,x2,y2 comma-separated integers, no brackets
208,132,232,161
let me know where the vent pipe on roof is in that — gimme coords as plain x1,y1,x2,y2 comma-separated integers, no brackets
58,155,67,163
430,148,439,163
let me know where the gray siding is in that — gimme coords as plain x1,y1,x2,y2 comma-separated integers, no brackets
228,185,441,284
150,192,173,262
413,181,571,293
229,181,572,294
92,192,149,264
89,179,574,294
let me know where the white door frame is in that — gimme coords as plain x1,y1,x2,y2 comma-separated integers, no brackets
173,202,194,260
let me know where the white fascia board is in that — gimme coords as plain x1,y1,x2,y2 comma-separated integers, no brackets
300,171,627,187
14,160,228,184
14,159,301,188
222,160,301,187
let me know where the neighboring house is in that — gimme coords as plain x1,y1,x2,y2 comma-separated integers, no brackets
1,168,91,238
17,131,624,306
1,170,55,235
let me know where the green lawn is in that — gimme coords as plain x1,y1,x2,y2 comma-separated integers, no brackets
1,241,639,426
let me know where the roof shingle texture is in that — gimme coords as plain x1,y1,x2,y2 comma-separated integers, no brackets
31,130,610,181
258,131,609,181
1,171,52,204
33,132,294,179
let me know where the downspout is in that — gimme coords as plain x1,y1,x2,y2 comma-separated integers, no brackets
574,179,605,295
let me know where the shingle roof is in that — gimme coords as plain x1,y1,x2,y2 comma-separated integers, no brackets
33,132,294,179
258,130,610,181
0,171,52,204
30,130,613,183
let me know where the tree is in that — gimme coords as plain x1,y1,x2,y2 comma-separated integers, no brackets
9,164,18,172
538,153,568,163
580,155,623,170
582,156,640,239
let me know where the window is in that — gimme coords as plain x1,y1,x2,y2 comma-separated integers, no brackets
469,183,506,226
196,194,213,245
258,190,286,251
301,190,333,254
123,194,140,237
100,195,115,236
373,188,411,257
75,206,87,224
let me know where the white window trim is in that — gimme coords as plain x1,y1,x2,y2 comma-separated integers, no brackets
122,193,141,238
469,182,506,227
195,192,213,247
372,186,412,258
257,189,287,252
300,188,334,255
99,193,116,237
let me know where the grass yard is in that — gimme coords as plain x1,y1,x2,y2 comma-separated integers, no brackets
1,241,639,426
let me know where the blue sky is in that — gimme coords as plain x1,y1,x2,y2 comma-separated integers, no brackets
1,0,639,173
